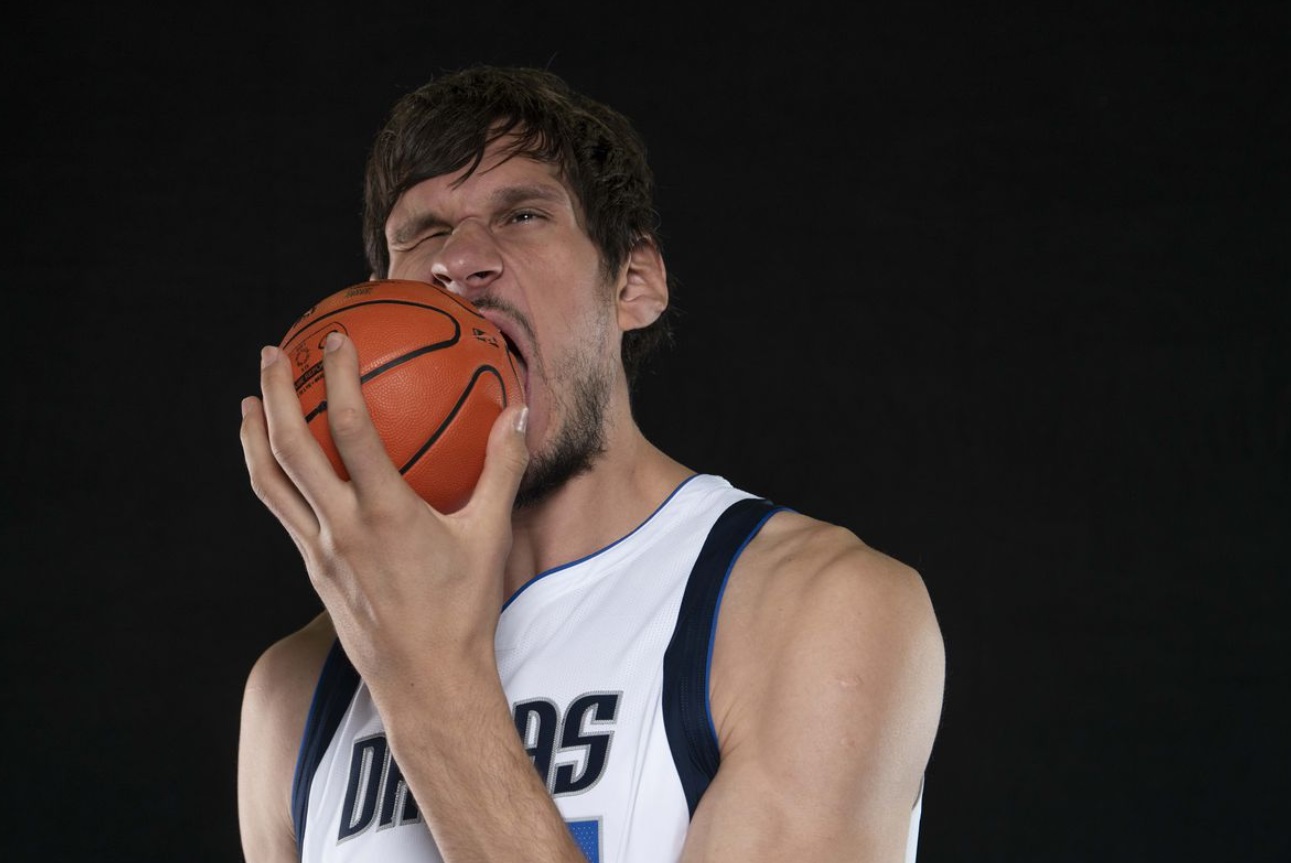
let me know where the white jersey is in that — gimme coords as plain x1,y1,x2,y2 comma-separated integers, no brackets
292,474,923,862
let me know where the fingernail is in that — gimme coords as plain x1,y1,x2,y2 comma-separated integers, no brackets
515,406,529,434
261,346,280,368
241,397,253,418
324,331,343,352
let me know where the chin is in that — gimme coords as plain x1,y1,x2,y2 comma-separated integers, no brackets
514,440,603,510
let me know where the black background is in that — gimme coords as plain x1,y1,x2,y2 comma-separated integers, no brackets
5,2,1287,861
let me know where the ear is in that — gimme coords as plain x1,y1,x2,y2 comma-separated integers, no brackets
616,237,669,332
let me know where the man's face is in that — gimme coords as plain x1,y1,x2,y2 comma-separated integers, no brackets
384,140,620,506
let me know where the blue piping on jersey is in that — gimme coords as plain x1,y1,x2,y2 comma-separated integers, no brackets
500,473,706,612
703,505,792,749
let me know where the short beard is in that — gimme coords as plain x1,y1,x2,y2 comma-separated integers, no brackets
514,358,611,509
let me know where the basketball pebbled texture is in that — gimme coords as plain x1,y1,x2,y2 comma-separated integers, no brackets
279,279,523,513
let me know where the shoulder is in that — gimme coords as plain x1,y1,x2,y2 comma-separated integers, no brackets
711,507,944,756
237,612,336,860
245,610,337,701
241,609,338,770
728,508,940,641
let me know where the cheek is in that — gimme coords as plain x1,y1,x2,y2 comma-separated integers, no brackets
543,306,619,388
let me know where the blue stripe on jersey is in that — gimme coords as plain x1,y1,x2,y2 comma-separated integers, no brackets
500,473,704,612
292,639,360,859
662,497,786,817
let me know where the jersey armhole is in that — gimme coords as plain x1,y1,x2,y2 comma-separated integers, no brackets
661,497,788,817
290,639,360,857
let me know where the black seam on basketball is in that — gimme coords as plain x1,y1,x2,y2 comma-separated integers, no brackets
433,288,490,321
398,364,506,474
358,325,460,384
368,280,488,322
299,312,462,425
282,300,462,347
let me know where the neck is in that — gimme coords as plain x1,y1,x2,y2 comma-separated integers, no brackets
503,402,692,597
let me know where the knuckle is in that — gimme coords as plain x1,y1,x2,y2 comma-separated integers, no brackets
359,487,420,531
328,405,369,441
362,494,403,524
318,523,358,559
246,471,271,503
268,433,305,465
507,444,531,472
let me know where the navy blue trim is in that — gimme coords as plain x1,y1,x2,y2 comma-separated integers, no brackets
500,473,704,612
662,497,786,817
291,639,360,858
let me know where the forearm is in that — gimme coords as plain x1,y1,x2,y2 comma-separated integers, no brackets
374,664,586,863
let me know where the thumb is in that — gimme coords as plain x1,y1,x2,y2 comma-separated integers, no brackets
465,404,530,520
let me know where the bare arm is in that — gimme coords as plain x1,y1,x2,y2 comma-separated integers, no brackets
682,515,945,862
237,613,335,863
370,656,587,862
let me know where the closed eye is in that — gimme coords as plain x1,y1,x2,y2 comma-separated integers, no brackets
390,230,449,253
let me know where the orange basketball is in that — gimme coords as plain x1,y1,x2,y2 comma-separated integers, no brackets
279,279,523,513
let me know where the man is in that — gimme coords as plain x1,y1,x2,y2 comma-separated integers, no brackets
238,66,944,863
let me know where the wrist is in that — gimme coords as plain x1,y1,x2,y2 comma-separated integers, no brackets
372,649,506,743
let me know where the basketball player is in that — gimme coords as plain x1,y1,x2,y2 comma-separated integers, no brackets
238,66,945,863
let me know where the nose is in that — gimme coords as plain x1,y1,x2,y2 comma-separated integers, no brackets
430,220,503,298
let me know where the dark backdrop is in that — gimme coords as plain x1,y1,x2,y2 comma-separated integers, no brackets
5,3,1287,861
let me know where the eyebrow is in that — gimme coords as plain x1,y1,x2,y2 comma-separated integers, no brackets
389,182,570,248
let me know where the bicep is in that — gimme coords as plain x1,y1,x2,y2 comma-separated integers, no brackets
680,727,928,863
682,542,944,863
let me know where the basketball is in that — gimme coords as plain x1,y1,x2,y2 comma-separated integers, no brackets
279,279,524,513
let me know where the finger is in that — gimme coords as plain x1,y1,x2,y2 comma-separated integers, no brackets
259,345,349,513
239,395,320,539
319,332,409,503
463,404,530,521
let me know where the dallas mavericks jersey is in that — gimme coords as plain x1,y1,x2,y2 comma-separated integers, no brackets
291,474,922,862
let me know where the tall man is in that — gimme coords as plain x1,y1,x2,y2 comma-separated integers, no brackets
238,65,945,863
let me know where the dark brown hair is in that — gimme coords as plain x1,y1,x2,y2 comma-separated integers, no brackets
363,65,672,383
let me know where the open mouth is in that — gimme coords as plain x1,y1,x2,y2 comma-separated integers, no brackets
492,321,530,403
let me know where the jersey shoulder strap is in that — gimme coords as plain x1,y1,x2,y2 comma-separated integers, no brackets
291,638,360,856
662,496,787,817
